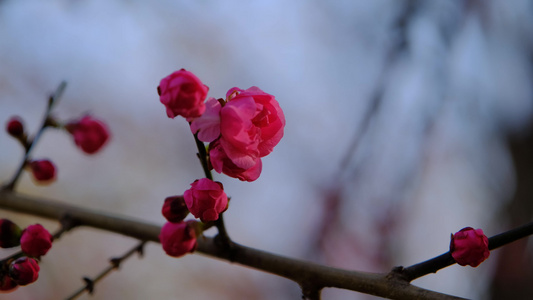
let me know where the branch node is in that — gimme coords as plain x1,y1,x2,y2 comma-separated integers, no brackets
300,282,322,300
136,241,146,258
110,257,121,269
387,266,410,282
82,277,94,294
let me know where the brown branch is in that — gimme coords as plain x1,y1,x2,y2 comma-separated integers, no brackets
0,189,467,300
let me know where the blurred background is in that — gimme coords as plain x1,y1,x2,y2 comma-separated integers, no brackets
1,0,533,299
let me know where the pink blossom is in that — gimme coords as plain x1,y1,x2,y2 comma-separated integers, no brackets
9,257,39,286
158,69,208,119
183,178,228,222
190,97,222,142
28,160,56,184
209,139,262,182
20,224,53,257
450,227,490,267
222,87,285,158
162,196,189,223
207,87,284,181
219,94,261,169
159,221,197,257
66,115,110,154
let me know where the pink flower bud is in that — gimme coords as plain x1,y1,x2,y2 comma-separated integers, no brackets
162,196,189,223
184,178,228,222
20,224,53,257
9,257,39,286
0,219,22,248
6,116,24,137
450,227,490,267
158,69,209,120
65,115,110,154
0,274,18,293
28,160,56,184
159,221,197,257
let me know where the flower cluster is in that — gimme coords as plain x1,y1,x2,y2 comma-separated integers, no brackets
159,178,228,257
157,69,283,258
450,227,490,267
0,220,53,292
159,69,285,182
5,114,110,185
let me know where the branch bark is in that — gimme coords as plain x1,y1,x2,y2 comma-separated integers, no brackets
0,189,467,300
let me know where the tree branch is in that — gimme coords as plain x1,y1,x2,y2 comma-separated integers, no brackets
0,189,468,299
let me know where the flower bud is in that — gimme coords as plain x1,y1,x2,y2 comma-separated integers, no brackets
162,196,189,223
184,178,228,222
65,115,110,154
450,227,490,267
20,224,53,257
28,159,56,184
158,69,209,119
159,221,197,257
0,274,18,293
6,116,24,137
9,257,39,286
0,219,22,248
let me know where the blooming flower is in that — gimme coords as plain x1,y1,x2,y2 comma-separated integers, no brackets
162,196,190,223
183,178,228,222
6,116,24,137
159,221,197,257
158,69,209,120
65,115,110,154
450,227,490,267
9,257,39,286
204,87,284,181
0,219,22,248
223,87,285,157
28,160,56,184
20,224,53,257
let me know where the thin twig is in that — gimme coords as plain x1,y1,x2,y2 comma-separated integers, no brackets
64,241,145,300
2,81,67,191
394,221,533,282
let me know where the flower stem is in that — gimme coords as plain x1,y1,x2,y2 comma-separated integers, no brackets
193,133,213,180
192,133,231,246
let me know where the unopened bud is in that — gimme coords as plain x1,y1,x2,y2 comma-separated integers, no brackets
9,257,40,286
162,196,189,223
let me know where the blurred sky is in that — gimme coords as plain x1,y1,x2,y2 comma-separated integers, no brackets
1,1,533,299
